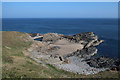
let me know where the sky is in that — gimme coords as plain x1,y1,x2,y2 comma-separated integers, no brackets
2,2,118,18
2,0,120,2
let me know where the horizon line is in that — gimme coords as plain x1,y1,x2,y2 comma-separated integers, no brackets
2,17,118,19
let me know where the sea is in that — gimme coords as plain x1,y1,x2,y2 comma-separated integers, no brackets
2,18,118,58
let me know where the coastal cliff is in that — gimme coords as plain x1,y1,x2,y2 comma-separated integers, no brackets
2,31,119,78
27,32,119,75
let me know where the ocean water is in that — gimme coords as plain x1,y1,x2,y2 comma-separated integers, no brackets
2,18,118,58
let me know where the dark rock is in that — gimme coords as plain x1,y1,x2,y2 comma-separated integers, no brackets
63,35,73,40
28,33,37,37
77,47,98,59
111,65,120,71
59,56,64,61
29,33,42,37
85,56,120,71
63,32,104,49
63,32,98,43
73,32,98,42
66,47,97,60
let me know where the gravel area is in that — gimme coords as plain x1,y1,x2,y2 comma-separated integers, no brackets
55,56,108,75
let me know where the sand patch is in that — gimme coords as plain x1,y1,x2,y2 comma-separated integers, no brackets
50,39,84,56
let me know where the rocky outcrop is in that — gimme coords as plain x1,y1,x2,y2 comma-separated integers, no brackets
85,56,120,71
27,32,119,74
29,32,105,62
28,33,42,37
84,40,104,48
65,47,97,60
77,47,97,59
64,32,104,60
63,32,120,71
56,56,107,75
42,33,63,43
64,32,104,48
64,32,98,43
30,32,104,61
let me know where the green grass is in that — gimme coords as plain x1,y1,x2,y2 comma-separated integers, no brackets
46,64,60,72
2,31,119,79
26,60,33,64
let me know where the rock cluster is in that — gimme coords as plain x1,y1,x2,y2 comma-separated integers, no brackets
64,32,97,42
29,32,104,62
64,32,104,48
28,33,42,37
64,32,104,60
62,32,119,71
85,56,120,71
56,56,107,75
42,33,63,43
27,32,119,74
66,47,98,60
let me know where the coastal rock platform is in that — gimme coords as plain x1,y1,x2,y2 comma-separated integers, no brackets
26,32,119,75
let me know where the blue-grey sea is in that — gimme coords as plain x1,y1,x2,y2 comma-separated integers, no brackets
2,18,118,58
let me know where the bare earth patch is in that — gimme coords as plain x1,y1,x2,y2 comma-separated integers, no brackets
50,39,84,56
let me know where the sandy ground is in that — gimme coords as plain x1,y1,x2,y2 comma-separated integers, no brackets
50,39,84,56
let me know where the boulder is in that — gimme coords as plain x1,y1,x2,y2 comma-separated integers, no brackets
28,33,42,37
64,58,71,64
28,33,37,37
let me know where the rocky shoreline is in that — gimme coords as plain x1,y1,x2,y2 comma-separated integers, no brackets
26,32,119,75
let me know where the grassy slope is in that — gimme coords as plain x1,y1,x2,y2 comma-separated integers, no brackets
2,31,119,78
